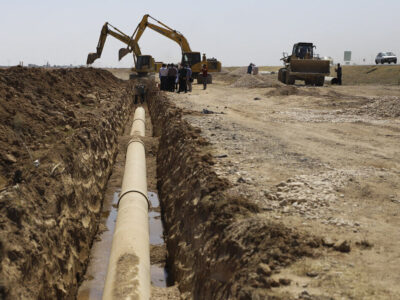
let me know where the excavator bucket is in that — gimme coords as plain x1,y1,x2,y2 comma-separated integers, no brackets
118,48,131,61
87,53,99,65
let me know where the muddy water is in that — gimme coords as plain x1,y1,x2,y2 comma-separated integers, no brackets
77,191,168,298
77,191,119,300
148,192,170,287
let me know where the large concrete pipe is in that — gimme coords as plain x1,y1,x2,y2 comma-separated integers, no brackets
325,76,339,85
103,107,150,299
130,106,145,137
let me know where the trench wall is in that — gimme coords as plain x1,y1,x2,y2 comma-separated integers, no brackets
148,94,321,299
0,68,136,299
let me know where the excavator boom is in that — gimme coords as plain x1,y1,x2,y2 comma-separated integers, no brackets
87,22,141,65
141,15,192,53
131,14,221,77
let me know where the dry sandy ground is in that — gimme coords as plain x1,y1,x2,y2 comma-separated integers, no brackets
164,77,400,299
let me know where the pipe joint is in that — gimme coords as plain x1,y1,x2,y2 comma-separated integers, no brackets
127,138,145,148
118,189,150,209
132,118,146,125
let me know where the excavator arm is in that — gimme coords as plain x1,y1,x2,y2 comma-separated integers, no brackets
119,14,192,62
126,14,220,78
144,15,192,53
87,22,141,65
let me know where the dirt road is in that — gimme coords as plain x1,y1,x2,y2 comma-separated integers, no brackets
166,74,400,299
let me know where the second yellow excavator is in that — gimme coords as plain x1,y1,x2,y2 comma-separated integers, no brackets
119,14,221,83
86,22,159,76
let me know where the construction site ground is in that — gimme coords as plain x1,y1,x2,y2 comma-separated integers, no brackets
156,68,400,299
1,65,399,299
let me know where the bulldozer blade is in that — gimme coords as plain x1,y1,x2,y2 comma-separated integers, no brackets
87,53,99,65
118,48,131,61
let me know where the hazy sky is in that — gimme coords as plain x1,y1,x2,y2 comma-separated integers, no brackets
1,0,399,67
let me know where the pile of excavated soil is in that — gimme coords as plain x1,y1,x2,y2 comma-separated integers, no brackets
231,74,282,88
357,96,400,118
148,94,323,299
213,67,251,84
0,67,134,299
265,86,315,96
266,86,351,98
229,66,248,76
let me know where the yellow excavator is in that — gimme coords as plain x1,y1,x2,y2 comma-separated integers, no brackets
119,14,221,84
87,22,159,76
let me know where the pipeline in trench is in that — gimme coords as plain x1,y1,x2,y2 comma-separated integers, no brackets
77,189,170,299
77,89,174,298
78,80,320,299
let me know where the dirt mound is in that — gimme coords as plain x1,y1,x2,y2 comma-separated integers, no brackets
266,86,302,96
220,67,232,74
229,66,248,76
0,67,134,299
266,86,328,97
359,96,400,118
231,74,282,88
148,94,322,299
265,86,352,99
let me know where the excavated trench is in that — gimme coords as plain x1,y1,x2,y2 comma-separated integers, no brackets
77,92,174,299
1,68,323,299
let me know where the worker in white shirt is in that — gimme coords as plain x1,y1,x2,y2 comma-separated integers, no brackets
159,64,168,91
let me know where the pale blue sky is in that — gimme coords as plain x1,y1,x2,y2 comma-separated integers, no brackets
1,0,399,67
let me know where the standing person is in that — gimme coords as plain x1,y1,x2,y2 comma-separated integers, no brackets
335,63,342,85
186,64,193,92
159,64,168,91
173,64,179,91
178,65,187,93
165,64,171,91
175,64,180,91
201,64,208,90
167,64,175,92
134,84,146,104
247,63,253,74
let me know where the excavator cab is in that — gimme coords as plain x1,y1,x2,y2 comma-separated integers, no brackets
132,55,155,76
136,55,151,69
182,52,201,67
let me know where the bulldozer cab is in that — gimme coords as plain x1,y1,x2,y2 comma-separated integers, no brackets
182,52,201,67
292,43,315,59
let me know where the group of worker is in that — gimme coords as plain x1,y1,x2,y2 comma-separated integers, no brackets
159,63,208,92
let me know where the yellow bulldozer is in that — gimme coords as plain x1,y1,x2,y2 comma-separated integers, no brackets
278,42,330,86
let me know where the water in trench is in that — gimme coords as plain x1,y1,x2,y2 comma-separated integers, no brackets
77,190,169,299
77,190,119,300
148,192,170,287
